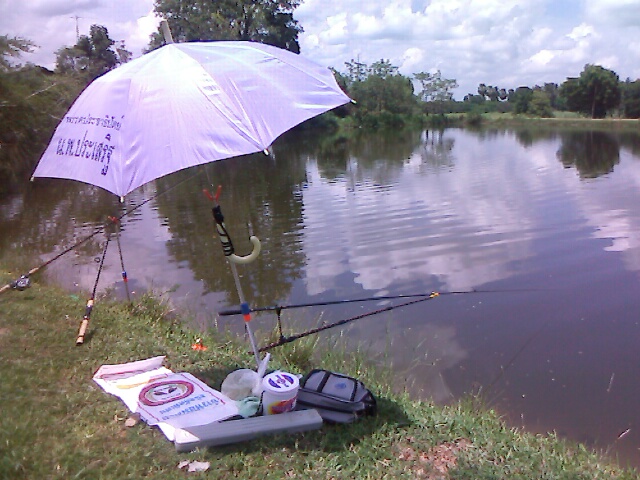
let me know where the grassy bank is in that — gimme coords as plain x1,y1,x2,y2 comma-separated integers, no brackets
455,111,640,130
1,268,638,479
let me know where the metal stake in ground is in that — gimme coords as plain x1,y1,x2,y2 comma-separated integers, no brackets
207,187,262,369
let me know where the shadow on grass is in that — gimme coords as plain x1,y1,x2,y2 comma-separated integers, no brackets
185,395,412,456
177,355,415,455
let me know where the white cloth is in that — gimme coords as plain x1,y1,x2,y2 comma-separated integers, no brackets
93,356,238,441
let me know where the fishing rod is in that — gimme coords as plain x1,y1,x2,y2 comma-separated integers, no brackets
218,288,533,316
76,231,111,345
0,226,102,295
109,216,131,303
245,287,541,352
258,292,442,352
1,168,204,296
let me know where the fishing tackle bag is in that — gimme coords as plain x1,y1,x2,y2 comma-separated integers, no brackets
296,369,377,424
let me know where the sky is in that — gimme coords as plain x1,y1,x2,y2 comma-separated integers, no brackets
2,0,640,99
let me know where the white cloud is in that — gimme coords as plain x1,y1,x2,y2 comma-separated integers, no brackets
401,47,424,72
529,49,556,66
1,0,639,98
0,0,157,68
319,13,349,45
585,0,640,27
567,23,595,40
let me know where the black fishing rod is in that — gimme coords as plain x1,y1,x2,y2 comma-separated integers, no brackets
258,292,442,352
218,288,529,316
76,232,111,346
1,168,203,296
0,226,102,294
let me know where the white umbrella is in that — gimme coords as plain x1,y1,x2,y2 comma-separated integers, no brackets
32,41,350,198
30,40,351,359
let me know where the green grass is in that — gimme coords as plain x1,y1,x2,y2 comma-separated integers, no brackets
1,268,638,479
468,111,640,129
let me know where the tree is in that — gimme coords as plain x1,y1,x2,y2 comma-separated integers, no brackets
478,83,488,99
344,58,368,83
511,86,533,114
338,59,417,126
55,25,128,82
1,39,83,190
150,0,302,53
369,59,398,79
414,70,458,103
0,35,35,71
621,79,640,118
414,70,458,115
528,90,553,117
463,94,485,105
541,82,560,109
477,83,506,102
560,64,620,118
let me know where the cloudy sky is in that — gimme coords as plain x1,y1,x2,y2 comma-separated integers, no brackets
2,0,640,98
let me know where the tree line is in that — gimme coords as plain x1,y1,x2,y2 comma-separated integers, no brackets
2,0,640,191
464,65,639,120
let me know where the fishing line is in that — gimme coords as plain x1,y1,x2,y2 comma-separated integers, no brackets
480,318,552,406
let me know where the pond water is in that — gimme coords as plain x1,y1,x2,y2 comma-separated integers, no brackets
2,125,640,467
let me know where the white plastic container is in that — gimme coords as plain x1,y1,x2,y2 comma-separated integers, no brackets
261,371,299,415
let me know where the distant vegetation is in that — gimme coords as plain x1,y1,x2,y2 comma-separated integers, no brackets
331,60,638,129
2,0,640,190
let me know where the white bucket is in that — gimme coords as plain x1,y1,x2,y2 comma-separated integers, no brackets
261,371,299,415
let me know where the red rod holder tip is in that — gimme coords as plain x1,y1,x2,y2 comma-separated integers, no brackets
203,189,214,202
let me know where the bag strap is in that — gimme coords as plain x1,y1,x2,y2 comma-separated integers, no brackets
317,370,331,391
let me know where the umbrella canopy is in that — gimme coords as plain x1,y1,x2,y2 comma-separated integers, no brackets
32,41,351,198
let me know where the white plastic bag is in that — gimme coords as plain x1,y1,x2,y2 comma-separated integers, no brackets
220,353,271,400
221,369,259,400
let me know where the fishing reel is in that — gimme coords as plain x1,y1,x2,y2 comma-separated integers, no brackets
11,275,31,291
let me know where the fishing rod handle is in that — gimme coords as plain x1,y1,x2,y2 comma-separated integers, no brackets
76,299,94,346
76,318,89,345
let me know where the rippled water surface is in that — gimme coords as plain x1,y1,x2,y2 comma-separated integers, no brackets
3,125,640,466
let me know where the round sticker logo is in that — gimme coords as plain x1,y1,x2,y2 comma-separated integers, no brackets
139,380,194,406
268,373,295,389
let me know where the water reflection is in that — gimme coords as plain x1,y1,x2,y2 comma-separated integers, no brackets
0,179,117,270
557,130,620,178
3,125,640,466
